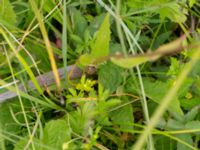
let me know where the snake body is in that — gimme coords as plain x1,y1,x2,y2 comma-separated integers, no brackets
0,65,86,103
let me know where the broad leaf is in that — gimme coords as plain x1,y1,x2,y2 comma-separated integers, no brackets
110,98,134,131
185,106,199,122
154,136,176,150
91,14,110,58
143,78,183,115
73,8,88,38
79,14,111,66
159,2,187,23
185,121,200,135
0,0,17,26
127,0,187,23
98,62,123,93
78,54,95,67
176,134,193,150
164,118,185,130
0,100,31,134
43,119,71,149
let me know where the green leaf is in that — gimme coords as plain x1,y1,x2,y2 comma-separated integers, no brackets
127,0,187,23
91,14,110,58
0,0,17,26
95,97,120,126
79,14,111,66
153,31,172,49
180,98,200,110
143,78,183,115
177,78,193,98
185,106,199,122
159,2,187,23
164,118,185,130
0,100,30,134
127,0,158,9
98,62,124,93
176,134,193,150
14,137,43,150
154,136,176,150
79,54,95,66
88,13,107,36
185,121,200,135
69,102,95,136
25,41,51,71
110,98,134,131
43,119,71,149
73,8,88,38
111,55,150,68
167,57,183,77
189,0,196,8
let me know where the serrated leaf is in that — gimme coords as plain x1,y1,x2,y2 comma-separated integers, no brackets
0,0,17,26
43,119,71,149
91,14,110,58
69,102,95,136
98,62,123,93
96,99,121,126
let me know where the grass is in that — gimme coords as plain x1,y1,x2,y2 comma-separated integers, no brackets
0,0,200,149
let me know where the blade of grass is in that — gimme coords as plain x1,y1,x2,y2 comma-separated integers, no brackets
29,0,61,90
0,81,18,90
0,24,44,87
0,0,63,67
62,0,68,86
0,27,43,94
4,48,35,150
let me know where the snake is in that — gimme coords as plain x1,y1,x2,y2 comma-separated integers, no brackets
0,65,96,103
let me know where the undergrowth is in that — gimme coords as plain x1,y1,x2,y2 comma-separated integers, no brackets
0,0,200,150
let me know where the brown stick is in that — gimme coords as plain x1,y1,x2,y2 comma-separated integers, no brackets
0,65,85,103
